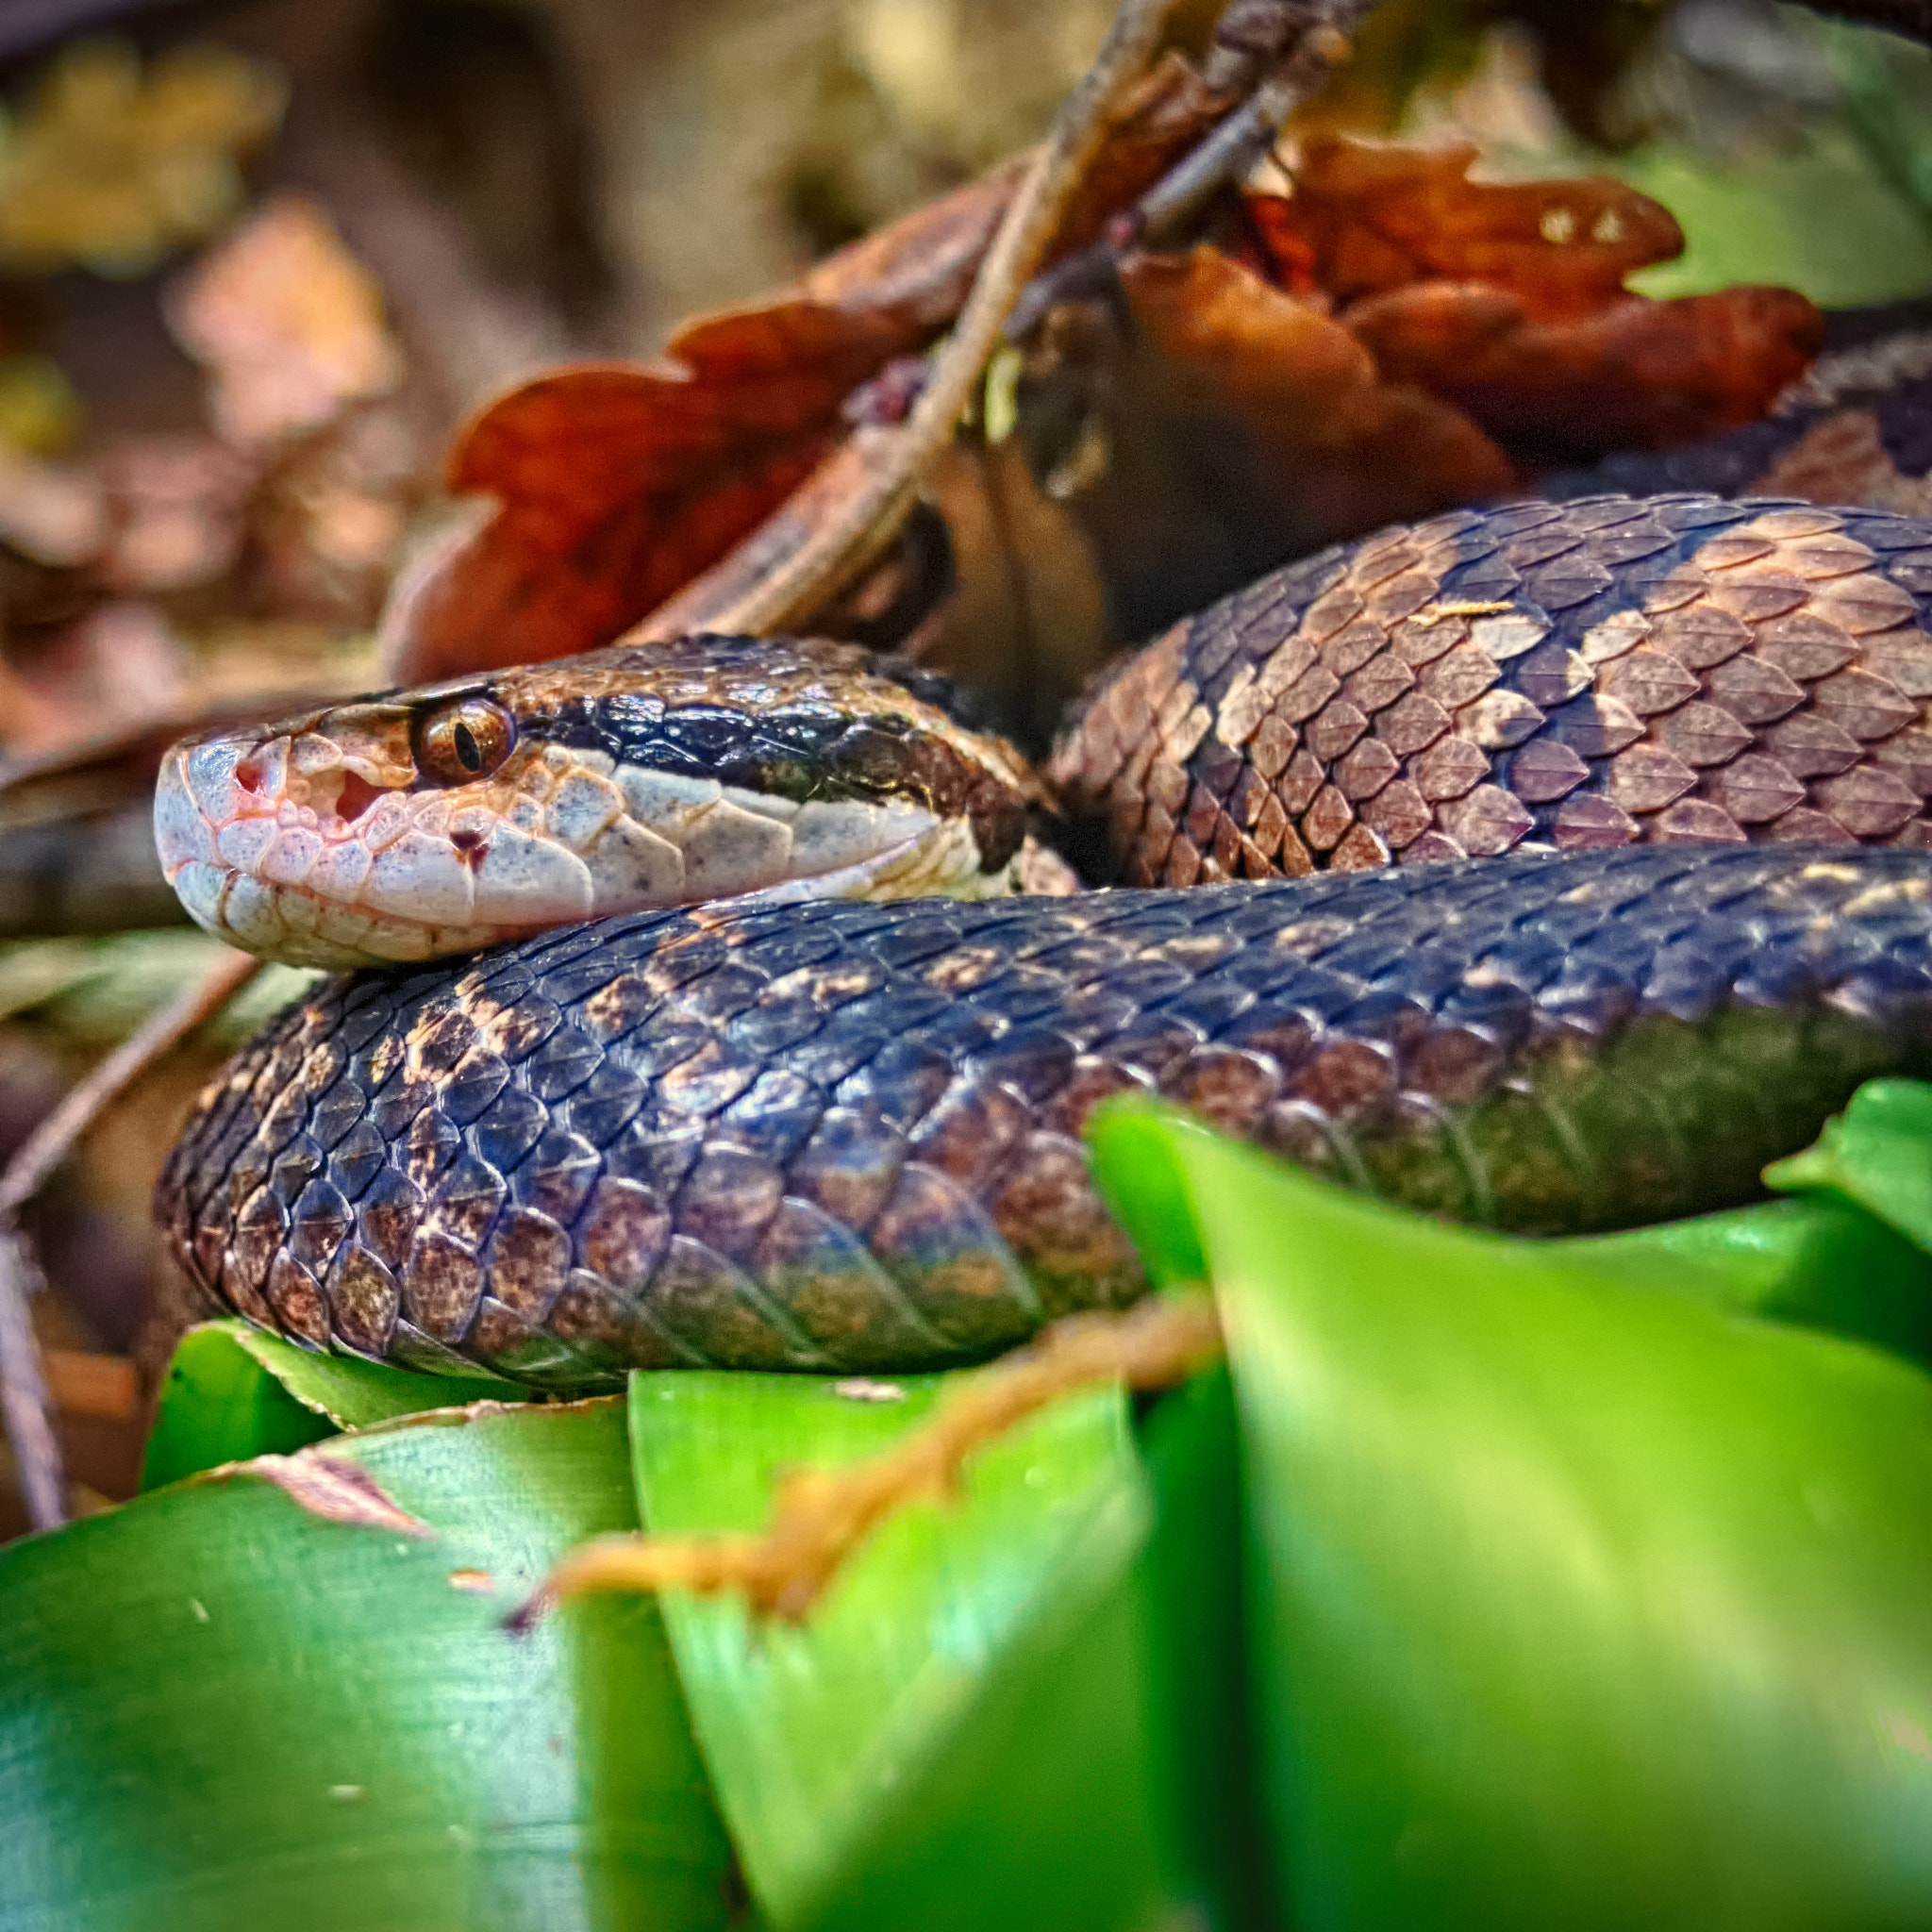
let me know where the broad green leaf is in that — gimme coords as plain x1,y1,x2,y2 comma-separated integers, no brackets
142,1320,523,1491
140,1320,340,1491
1767,1078,1932,1257
4,1401,736,1932
629,1371,1193,1931
1811,8,1932,225
794,1367,1236,1932
1088,1114,1208,1288
798,1466,1198,1932
1562,1197,1932,1370
1095,1105,1932,1932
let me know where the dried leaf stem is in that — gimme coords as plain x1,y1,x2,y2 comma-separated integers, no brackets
513,1293,1223,1632
0,946,260,1530
700,0,1191,638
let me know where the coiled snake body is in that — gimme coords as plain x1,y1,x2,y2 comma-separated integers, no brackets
155,494,1932,1387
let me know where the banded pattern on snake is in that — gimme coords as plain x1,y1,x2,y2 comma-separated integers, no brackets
153,493,1932,1385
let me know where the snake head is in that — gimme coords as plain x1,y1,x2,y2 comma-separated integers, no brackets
155,636,1043,969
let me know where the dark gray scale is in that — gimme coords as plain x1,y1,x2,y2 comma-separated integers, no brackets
158,842,1932,1391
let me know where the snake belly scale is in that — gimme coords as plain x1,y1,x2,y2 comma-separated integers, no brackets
154,493,1932,1386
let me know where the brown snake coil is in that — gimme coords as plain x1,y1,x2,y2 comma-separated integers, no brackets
155,492,1932,1381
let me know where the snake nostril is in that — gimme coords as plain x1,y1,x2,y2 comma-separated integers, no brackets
233,755,266,794
336,771,385,825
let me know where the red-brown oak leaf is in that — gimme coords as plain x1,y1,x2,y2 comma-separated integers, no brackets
385,173,1015,684
1251,139,1685,322
384,56,1225,683
1343,279,1824,465
1043,244,1513,638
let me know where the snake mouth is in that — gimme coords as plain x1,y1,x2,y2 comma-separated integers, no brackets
154,737,1018,969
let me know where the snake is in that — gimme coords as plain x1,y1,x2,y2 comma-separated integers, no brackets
151,491,1932,1389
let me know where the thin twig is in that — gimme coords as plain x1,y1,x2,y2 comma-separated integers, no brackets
0,1231,59,1531
700,0,1191,639
0,948,262,1219
0,946,260,1531
511,1293,1224,1631
1006,0,1372,338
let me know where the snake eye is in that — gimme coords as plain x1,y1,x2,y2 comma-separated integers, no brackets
416,697,514,785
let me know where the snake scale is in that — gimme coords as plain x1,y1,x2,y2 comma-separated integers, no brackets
154,492,1932,1386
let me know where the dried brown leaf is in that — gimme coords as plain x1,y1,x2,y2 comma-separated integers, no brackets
383,55,1226,684
166,195,403,449
1041,243,1512,636
917,435,1111,746
386,205,1007,683
1254,138,1685,320
1344,279,1826,464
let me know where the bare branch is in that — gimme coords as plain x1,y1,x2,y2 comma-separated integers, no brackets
1007,0,1374,337
0,1233,60,1532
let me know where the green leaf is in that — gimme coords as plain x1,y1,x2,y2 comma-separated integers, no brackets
1767,1077,1932,1257
1127,1361,1274,1930
1561,1197,1932,1370
4,1400,737,1932
798,1465,1199,1932
1094,1104,1932,1931
140,1321,340,1491
142,1320,525,1491
1088,1113,1208,1289
629,1370,1194,1931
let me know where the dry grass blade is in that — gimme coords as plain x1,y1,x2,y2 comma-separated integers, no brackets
513,1294,1223,1631
0,948,261,1221
0,946,261,1530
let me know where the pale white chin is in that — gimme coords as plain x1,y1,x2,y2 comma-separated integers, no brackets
165,811,1012,970
166,858,521,971
734,817,1009,909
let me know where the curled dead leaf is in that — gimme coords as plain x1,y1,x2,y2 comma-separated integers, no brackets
913,434,1111,748
1033,243,1513,638
1254,138,1685,321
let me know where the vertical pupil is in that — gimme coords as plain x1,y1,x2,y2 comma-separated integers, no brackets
454,721,482,771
